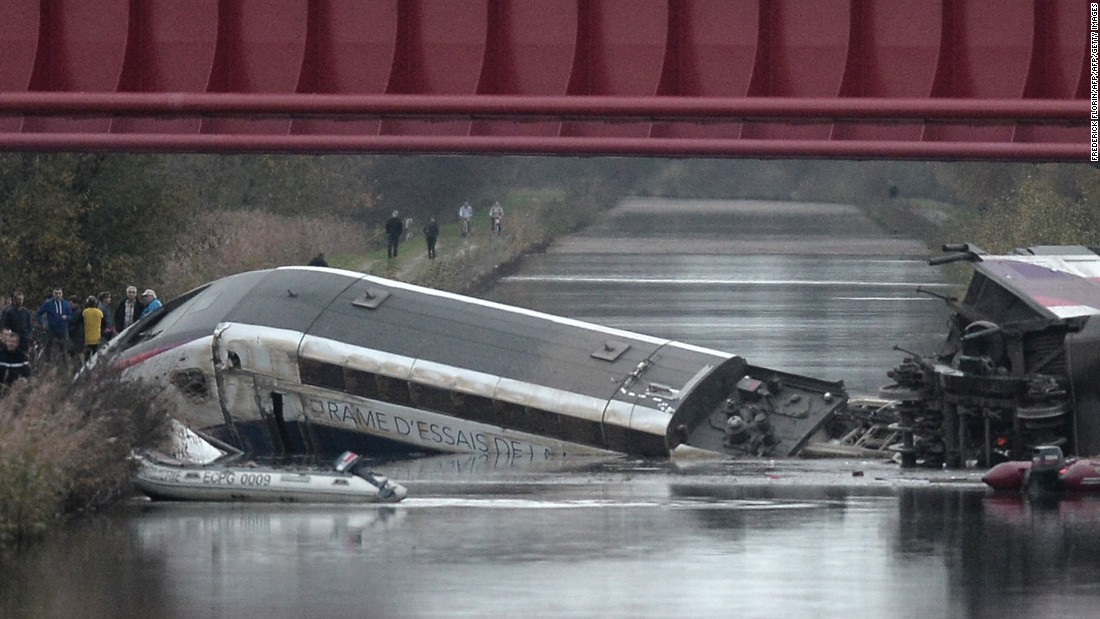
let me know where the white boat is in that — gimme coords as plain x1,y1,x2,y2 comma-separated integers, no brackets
133,450,407,504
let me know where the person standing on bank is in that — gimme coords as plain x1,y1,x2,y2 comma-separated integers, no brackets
35,288,72,363
385,210,404,258
140,289,162,318
97,291,115,340
67,296,84,360
81,296,104,362
422,217,440,260
1,291,33,356
115,285,144,333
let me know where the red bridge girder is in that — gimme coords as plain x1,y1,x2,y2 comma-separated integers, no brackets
0,0,1091,161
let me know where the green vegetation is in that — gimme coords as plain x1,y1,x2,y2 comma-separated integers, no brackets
0,370,169,548
0,154,189,300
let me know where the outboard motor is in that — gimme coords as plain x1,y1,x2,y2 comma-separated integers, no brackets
334,451,403,500
1024,445,1067,497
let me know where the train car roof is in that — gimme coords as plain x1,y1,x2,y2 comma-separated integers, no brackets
191,267,736,402
974,251,1100,320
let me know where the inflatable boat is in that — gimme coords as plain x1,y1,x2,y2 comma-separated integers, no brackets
133,450,407,504
982,445,1100,494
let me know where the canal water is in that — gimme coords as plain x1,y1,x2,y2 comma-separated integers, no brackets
484,198,949,395
5,458,1100,619
6,198,1099,619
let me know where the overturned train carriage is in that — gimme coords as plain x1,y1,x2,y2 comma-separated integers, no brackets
883,244,1100,468
97,267,847,460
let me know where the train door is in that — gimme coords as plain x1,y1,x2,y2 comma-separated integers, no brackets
211,323,315,458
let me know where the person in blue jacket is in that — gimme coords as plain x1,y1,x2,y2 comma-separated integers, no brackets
140,289,163,318
35,287,73,364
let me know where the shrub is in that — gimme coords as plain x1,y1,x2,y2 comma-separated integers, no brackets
0,368,168,546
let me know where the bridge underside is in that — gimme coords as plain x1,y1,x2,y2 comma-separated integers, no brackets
0,0,1090,161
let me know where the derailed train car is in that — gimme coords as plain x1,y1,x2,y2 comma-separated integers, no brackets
94,267,847,460
882,244,1100,468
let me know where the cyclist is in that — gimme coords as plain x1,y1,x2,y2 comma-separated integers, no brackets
489,201,504,236
458,201,473,236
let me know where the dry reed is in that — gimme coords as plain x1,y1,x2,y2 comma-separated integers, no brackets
159,209,374,297
0,368,168,546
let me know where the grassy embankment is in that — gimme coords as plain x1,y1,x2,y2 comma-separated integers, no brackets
158,185,616,301
337,185,615,293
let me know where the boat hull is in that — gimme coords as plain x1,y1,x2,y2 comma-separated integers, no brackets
133,454,407,504
982,459,1100,494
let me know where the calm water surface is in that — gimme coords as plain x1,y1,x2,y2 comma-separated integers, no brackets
486,253,948,395
5,458,1100,619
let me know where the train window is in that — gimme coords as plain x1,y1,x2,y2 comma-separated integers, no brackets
522,406,562,437
489,403,589,443
345,368,381,399
375,375,413,406
556,414,603,447
454,392,494,424
409,382,455,415
492,400,527,432
299,358,345,391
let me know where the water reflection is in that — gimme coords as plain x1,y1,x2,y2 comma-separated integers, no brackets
7,469,1100,618
1,512,172,619
898,491,1100,619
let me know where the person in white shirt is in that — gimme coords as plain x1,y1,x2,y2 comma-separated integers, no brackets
458,201,473,236
114,285,145,332
489,201,503,236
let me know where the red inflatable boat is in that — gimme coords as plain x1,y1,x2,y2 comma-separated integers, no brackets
982,446,1100,493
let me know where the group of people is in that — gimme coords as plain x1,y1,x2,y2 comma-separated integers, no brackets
382,200,505,262
0,284,162,384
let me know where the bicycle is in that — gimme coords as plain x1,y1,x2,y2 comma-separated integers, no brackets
489,202,503,237
460,217,471,237
26,328,46,373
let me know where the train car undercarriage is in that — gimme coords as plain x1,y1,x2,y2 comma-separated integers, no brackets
876,244,1100,468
